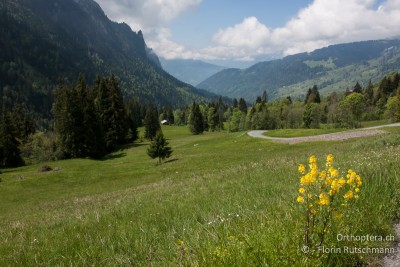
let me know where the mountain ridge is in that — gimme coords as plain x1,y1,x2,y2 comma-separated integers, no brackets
197,39,400,101
0,0,215,118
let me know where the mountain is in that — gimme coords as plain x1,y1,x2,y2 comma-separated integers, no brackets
160,58,226,86
0,0,215,118
197,39,400,101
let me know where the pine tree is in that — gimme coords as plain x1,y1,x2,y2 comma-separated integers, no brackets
53,82,79,158
305,85,321,104
81,82,106,159
261,90,268,104
10,103,36,142
125,98,140,143
238,98,247,113
144,105,161,140
0,110,24,167
353,82,363,93
364,80,374,104
216,97,225,131
147,130,172,164
188,102,204,135
53,75,107,159
95,75,127,151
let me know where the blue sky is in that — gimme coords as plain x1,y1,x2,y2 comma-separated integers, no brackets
96,0,399,67
169,0,313,49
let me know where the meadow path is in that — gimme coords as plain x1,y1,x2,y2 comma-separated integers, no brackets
247,122,400,144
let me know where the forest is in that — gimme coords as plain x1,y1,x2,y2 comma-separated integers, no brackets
1,71,399,169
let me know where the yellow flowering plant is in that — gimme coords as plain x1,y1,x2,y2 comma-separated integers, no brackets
296,154,362,256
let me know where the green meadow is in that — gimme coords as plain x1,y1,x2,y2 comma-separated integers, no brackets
1,126,400,266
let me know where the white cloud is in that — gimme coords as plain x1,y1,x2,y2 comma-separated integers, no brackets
213,17,270,50
96,0,400,63
96,0,201,30
208,0,400,60
272,0,400,55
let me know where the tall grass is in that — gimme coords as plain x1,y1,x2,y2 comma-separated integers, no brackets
0,126,399,266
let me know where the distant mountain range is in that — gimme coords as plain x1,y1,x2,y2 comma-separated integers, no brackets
0,0,216,116
160,58,226,86
197,39,400,101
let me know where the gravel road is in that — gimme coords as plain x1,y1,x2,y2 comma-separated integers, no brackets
383,224,400,267
247,123,400,144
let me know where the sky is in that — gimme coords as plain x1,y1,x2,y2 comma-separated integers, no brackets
96,0,400,67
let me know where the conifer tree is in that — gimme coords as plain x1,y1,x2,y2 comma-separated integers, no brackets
10,103,36,142
261,90,268,104
147,130,172,164
53,75,107,159
95,75,127,151
81,79,106,159
353,82,363,93
238,98,247,113
0,110,24,167
144,105,161,140
188,102,204,135
125,98,140,142
364,80,374,104
305,85,321,104
53,82,80,158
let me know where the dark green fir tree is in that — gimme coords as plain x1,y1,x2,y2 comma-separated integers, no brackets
95,75,127,151
144,105,161,140
0,110,24,167
147,130,172,164
188,102,204,135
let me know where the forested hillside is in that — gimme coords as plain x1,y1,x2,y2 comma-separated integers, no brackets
198,40,400,101
0,0,214,122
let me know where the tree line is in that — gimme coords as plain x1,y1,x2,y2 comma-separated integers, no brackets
225,73,400,132
1,72,400,168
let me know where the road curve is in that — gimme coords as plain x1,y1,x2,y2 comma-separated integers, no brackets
247,122,400,144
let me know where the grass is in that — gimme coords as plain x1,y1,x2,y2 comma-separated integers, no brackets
361,119,392,128
1,125,400,266
263,120,393,138
263,128,345,138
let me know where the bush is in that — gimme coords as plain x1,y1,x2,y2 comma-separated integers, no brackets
20,132,62,164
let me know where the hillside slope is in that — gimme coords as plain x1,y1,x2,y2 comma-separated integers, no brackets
0,0,214,116
197,40,400,101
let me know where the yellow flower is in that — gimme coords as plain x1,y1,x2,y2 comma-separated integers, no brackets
318,193,330,206
311,167,318,179
329,189,335,196
355,188,360,193
356,176,362,187
330,179,340,194
300,173,317,186
299,188,306,194
297,196,305,204
338,177,346,186
298,164,306,174
328,167,339,178
344,190,354,200
319,171,327,180
309,155,317,165
326,154,334,167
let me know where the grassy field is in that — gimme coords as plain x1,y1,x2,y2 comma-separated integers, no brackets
263,128,345,138
1,126,400,266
